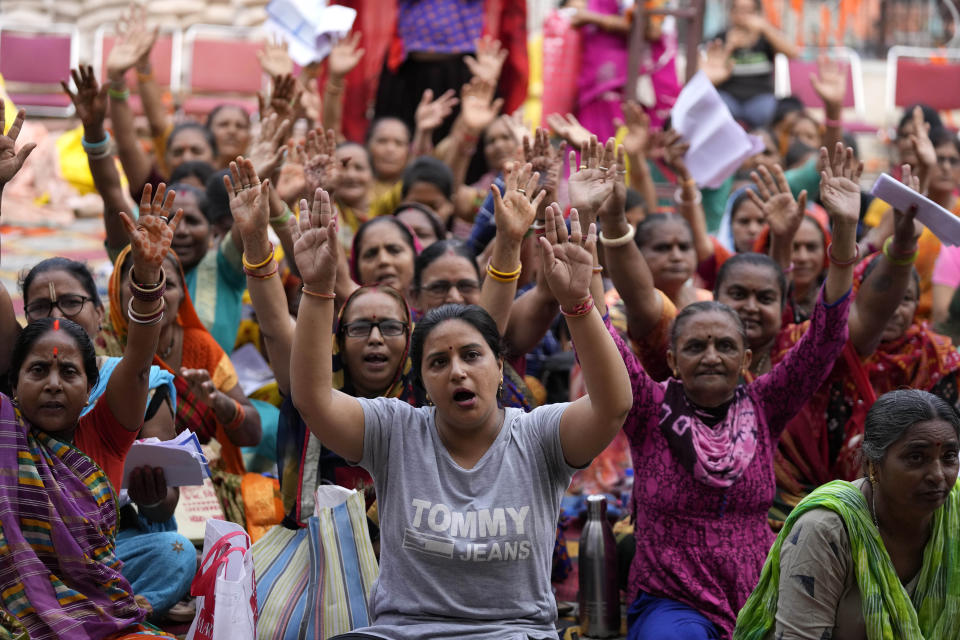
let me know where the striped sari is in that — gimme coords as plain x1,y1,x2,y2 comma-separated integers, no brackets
0,395,173,639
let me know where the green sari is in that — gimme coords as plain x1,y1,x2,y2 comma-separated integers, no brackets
734,480,960,639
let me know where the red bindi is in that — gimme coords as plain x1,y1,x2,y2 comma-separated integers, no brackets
52,347,58,357
53,319,60,331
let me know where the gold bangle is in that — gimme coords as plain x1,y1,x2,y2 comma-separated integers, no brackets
301,286,336,299
486,263,522,283
242,242,275,270
486,263,522,279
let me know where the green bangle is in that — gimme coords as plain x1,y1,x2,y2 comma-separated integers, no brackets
270,205,293,226
108,86,130,100
882,236,919,266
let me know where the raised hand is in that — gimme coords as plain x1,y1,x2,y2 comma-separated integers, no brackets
224,156,270,243
257,36,294,78
700,39,732,86
415,89,459,133
61,65,108,130
810,54,847,110
908,105,937,171
248,112,291,180
328,32,364,79
464,36,508,86
660,129,691,180
275,140,307,204
290,188,339,293
298,76,322,123
818,142,863,227
304,128,340,195
568,136,619,224
747,164,807,239
460,76,504,135
523,127,565,199
538,205,597,308
258,73,301,123
0,102,36,186
490,161,546,242
616,102,651,158
545,112,592,150
891,164,922,251
119,183,183,283
106,3,158,80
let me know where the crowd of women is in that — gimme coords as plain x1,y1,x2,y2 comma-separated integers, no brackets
0,1,959,639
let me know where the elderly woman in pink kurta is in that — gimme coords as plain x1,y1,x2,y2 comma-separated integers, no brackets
598,144,864,639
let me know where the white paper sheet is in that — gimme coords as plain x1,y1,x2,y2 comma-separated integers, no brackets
670,71,766,189
265,1,357,66
230,342,277,396
121,430,210,489
870,173,960,246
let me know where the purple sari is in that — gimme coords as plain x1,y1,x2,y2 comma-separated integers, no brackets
0,395,147,639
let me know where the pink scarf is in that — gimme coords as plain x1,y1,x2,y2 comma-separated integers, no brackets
659,381,758,488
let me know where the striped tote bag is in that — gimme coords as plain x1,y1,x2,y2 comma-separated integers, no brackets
252,487,379,640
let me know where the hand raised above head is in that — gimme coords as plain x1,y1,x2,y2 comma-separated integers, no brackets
538,205,596,309
290,188,339,294
328,32,364,79
746,164,807,240
490,161,545,242
304,128,340,195
61,65,108,131
224,157,270,242
257,36,294,78
415,88,458,133
120,182,183,284
818,142,862,228
107,2,158,79
0,102,36,186
464,35,508,86
890,164,923,252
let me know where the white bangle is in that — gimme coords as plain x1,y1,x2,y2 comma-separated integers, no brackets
599,223,636,247
674,187,702,205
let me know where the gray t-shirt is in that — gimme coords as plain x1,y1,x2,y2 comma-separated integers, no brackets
354,397,576,640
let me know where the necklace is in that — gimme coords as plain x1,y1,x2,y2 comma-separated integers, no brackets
160,326,177,360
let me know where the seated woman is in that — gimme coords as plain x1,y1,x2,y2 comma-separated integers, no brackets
0,157,177,636
599,146,860,637
290,192,632,639
106,245,261,476
735,388,960,638
634,214,710,309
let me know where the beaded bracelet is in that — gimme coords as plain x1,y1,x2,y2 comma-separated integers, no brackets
244,262,279,279
301,286,336,299
223,400,245,431
269,206,294,227
826,242,860,267
242,242,275,271
127,297,165,325
560,296,594,318
486,263,522,283
128,266,167,302
882,236,919,266
599,223,635,247
108,86,130,101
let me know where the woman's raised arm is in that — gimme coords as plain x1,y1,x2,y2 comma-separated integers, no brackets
819,143,862,304
539,206,632,468
108,183,183,430
226,157,295,395
289,189,365,463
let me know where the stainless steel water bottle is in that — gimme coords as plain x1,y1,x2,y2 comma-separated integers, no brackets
578,494,620,638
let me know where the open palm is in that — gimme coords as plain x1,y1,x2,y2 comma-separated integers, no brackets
539,207,595,307
120,183,183,278
291,189,339,292
0,103,35,186
224,157,269,240
818,143,862,227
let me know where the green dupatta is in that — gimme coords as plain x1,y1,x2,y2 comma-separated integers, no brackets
734,480,960,640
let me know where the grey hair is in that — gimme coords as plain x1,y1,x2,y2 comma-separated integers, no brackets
669,300,746,350
862,389,960,464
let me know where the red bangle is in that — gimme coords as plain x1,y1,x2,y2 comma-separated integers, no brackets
560,296,594,318
827,242,860,266
244,262,279,279
302,286,336,299
825,118,843,128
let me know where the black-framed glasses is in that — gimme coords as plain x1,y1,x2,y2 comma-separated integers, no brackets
937,155,960,168
24,294,92,320
421,279,480,297
342,319,408,338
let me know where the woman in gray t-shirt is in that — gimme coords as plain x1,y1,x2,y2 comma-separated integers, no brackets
288,185,633,640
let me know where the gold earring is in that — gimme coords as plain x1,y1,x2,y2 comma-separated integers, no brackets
425,392,433,406
498,377,503,396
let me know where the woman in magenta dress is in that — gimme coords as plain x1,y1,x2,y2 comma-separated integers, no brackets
601,145,863,638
